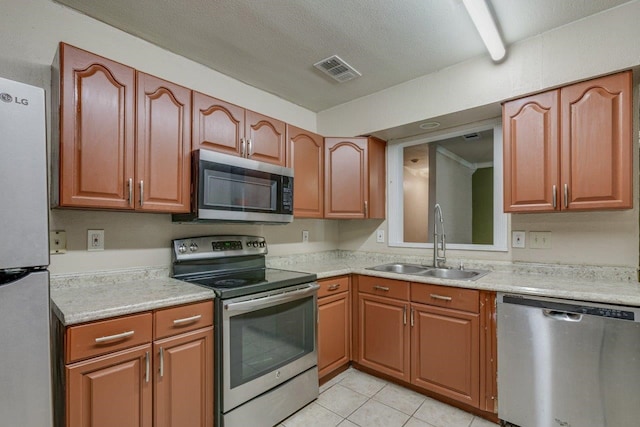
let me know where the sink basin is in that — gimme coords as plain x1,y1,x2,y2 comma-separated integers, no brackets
421,268,489,281
366,263,430,274
366,263,489,281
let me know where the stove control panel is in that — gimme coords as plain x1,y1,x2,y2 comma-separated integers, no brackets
172,235,268,262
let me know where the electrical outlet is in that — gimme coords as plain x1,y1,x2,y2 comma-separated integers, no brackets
530,231,551,249
50,230,67,254
302,230,309,243
512,231,526,248
376,229,385,243
88,229,105,251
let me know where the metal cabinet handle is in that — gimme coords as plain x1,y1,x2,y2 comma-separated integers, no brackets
403,305,407,325
373,285,390,292
240,138,246,157
429,293,452,301
173,314,202,325
410,307,415,327
145,351,150,383
364,201,368,217
327,284,341,291
128,178,133,206
159,347,164,378
94,330,134,344
564,183,568,208
552,184,557,209
247,139,253,156
139,180,144,207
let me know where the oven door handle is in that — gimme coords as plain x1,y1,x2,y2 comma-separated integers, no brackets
225,283,320,313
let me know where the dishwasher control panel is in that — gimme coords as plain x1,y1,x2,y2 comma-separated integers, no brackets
502,294,636,321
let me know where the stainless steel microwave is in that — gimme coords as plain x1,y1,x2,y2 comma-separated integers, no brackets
172,149,293,224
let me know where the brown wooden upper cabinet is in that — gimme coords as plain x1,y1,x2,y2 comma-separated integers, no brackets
503,70,632,212
53,43,191,213
324,136,386,219
192,91,286,166
136,72,191,213
287,125,324,218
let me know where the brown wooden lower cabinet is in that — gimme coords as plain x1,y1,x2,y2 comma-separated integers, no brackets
66,344,153,427
154,327,213,427
351,275,497,415
410,302,479,407
357,292,410,382
60,301,214,427
317,276,351,379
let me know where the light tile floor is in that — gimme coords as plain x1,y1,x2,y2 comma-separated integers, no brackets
281,368,498,427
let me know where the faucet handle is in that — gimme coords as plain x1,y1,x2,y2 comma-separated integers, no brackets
459,261,464,270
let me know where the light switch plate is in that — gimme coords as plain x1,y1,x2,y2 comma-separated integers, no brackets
376,229,385,243
512,231,526,248
302,230,309,243
530,231,551,249
50,230,67,254
88,229,105,251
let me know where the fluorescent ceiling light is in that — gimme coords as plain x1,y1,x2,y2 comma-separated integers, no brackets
462,0,506,61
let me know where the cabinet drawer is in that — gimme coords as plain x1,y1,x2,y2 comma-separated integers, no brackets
318,276,350,298
154,300,214,339
358,275,409,300
66,312,153,363
411,283,479,313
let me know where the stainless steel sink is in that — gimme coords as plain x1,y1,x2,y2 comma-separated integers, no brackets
366,263,489,281
421,268,489,280
366,263,430,274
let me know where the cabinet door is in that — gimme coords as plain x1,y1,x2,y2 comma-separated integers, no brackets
136,72,191,213
560,71,632,210
411,302,479,407
288,125,324,218
66,344,152,427
192,91,245,156
324,138,368,218
318,292,350,378
58,43,135,209
367,137,386,219
245,110,286,166
154,327,213,427
503,90,560,212
357,293,409,382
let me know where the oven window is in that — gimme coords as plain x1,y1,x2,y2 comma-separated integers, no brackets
229,296,315,389
204,169,277,211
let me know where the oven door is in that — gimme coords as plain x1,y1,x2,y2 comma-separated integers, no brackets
222,283,319,412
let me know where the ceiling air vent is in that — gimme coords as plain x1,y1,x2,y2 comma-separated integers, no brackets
462,132,480,141
313,55,362,83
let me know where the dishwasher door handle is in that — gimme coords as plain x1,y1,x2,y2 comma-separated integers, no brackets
543,309,583,322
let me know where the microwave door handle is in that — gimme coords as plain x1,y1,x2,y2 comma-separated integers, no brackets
225,283,320,313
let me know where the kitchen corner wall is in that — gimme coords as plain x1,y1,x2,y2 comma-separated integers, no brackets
4,0,640,273
324,2,640,269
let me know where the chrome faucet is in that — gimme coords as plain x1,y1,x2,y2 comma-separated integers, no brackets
433,203,446,268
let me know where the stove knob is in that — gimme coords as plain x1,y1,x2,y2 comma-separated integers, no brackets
249,241,257,248
259,241,266,248
178,244,187,254
189,242,199,252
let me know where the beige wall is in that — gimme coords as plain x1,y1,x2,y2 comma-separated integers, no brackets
49,211,340,274
329,2,640,269
2,0,638,272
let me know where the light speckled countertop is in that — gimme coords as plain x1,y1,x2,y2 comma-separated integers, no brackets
50,267,214,325
50,251,640,326
267,251,640,306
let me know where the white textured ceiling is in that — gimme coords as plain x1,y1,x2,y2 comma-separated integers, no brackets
55,0,631,112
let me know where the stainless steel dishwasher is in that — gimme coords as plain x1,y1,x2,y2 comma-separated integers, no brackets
497,293,640,427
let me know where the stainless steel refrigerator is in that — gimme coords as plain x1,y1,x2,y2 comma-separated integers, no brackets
0,76,53,426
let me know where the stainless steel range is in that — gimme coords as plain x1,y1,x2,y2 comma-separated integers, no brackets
171,235,319,427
